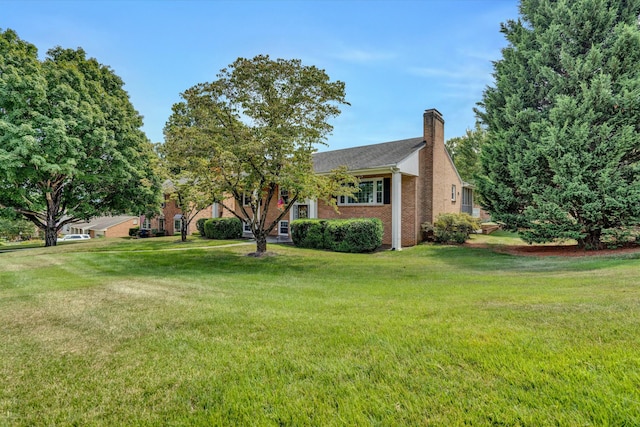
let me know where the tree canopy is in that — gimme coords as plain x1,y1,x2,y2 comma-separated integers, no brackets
476,0,640,249
0,29,160,246
445,121,487,184
163,55,354,254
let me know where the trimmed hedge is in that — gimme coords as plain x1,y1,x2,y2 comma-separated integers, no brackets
203,217,242,239
291,219,327,249
128,227,139,237
196,218,207,237
291,218,383,253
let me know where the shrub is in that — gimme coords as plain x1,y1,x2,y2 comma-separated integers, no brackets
196,218,208,237
154,230,166,237
427,213,480,244
291,219,327,249
292,218,382,253
601,227,639,249
203,217,242,239
128,227,139,237
325,218,383,253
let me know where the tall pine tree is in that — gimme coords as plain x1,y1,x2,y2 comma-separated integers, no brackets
477,0,640,249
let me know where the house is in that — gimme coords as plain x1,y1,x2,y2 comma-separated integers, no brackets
314,108,474,249
67,215,140,238
220,108,476,249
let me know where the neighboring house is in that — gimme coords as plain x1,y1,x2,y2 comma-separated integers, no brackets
220,108,477,249
67,215,140,238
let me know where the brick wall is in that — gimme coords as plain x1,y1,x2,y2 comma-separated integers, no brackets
153,195,215,235
104,219,139,238
220,191,289,236
316,173,419,246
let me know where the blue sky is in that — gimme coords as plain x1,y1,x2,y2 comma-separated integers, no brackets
2,0,519,151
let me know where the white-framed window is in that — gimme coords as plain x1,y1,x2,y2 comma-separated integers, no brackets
338,178,384,205
243,221,252,233
142,218,151,229
279,220,289,235
242,193,251,207
158,217,165,231
451,184,457,201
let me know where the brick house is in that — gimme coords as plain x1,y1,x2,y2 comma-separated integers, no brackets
67,215,140,238
313,108,473,249
220,108,476,249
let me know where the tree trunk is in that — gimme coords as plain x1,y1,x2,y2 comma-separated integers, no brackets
44,204,60,247
44,225,57,247
578,228,603,250
181,218,188,242
255,233,268,254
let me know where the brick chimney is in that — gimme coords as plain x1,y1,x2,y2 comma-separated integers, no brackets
423,108,444,147
421,108,446,224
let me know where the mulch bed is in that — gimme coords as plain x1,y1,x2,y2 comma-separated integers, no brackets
464,242,640,257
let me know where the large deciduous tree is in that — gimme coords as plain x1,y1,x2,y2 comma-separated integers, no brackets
163,55,354,254
476,0,640,249
0,29,160,246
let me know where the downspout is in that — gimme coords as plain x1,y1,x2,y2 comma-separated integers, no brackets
391,167,402,251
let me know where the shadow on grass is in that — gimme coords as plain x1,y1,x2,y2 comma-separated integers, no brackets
79,246,314,283
411,242,640,275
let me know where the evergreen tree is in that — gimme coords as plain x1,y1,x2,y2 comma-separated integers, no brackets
477,0,640,249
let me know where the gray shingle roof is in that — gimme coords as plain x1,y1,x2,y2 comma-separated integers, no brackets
313,137,425,173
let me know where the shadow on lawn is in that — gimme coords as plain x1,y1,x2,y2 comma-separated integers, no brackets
83,247,312,282
415,241,640,274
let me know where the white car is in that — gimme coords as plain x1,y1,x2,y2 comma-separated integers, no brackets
57,234,91,242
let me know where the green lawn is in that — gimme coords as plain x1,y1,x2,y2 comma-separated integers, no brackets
1,237,639,425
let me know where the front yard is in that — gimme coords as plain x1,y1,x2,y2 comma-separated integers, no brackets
1,237,639,425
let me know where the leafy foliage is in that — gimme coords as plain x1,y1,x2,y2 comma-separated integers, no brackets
476,0,640,249
0,217,36,241
423,213,481,244
163,55,355,253
203,217,242,240
0,29,160,246
196,218,208,237
445,121,487,184
291,218,383,252
291,219,327,249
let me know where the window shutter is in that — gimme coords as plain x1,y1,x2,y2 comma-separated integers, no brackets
383,178,391,204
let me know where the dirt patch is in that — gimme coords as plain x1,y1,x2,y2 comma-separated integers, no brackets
464,242,640,257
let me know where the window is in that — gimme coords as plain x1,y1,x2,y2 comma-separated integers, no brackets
242,193,250,206
279,187,289,204
294,204,308,220
243,221,252,232
339,179,384,205
158,217,165,231
142,218,151,229
451,185,457,201
279,220,289,235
